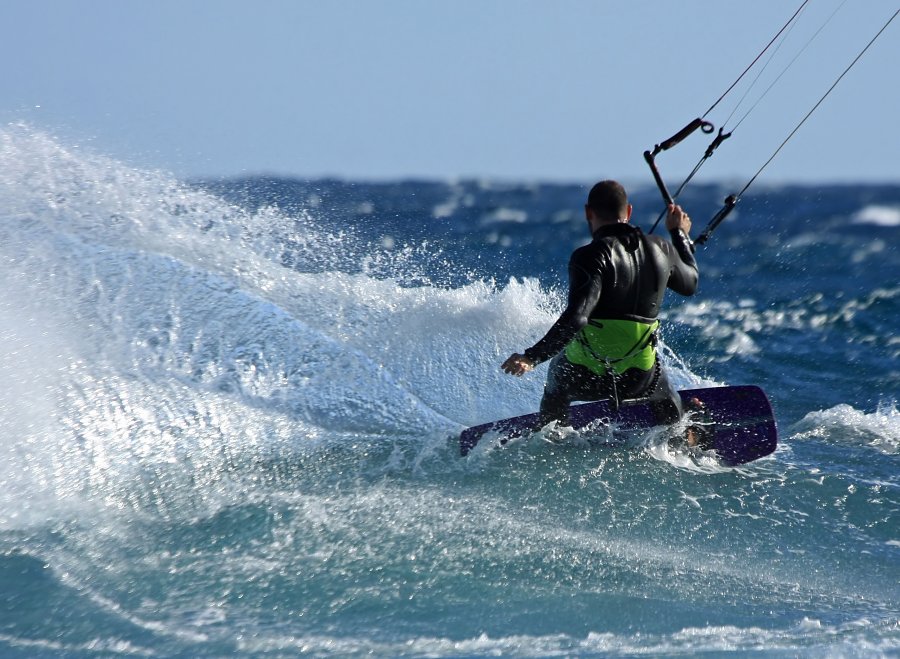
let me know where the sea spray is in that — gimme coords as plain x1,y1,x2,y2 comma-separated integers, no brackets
0,125,897,657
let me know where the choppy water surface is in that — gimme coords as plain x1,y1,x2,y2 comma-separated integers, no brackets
1,126,897,656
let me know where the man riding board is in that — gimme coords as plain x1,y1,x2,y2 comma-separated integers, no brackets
501,180,698,428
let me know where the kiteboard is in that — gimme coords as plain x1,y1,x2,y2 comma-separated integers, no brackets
459,385,777,466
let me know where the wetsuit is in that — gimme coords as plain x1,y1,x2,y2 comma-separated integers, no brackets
523,222,698,427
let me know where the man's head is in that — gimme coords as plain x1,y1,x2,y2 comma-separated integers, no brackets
585,180,632,228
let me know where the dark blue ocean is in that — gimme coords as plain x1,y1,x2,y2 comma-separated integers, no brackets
1,125,898,657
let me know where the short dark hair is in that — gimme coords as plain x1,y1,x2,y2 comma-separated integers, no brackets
586,180,628,220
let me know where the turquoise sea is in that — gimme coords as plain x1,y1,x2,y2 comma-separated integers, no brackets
1,125,898,657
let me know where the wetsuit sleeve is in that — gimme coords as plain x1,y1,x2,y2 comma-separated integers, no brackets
523,249,602,364
664,228,699,296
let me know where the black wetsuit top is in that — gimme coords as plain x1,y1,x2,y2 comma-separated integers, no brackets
524,223,698,364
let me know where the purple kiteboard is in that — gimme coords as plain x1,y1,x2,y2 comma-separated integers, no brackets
459,385,777,466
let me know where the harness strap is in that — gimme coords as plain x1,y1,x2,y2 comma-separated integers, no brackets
578,319,657,366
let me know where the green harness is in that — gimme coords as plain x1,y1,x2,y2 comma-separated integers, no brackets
564,318,659,376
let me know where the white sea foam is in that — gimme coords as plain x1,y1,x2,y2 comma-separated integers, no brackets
234,617,900,657
0,125,566,523
480,206,528,225
789,401,900,454
0,126,454,521
0,285,83,528
852,204,900,227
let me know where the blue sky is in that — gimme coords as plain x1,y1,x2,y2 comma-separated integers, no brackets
3,0,898,183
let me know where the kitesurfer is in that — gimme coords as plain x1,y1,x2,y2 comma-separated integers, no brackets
501,180,698,428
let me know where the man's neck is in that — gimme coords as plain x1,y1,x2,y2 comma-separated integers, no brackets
591,219,629,233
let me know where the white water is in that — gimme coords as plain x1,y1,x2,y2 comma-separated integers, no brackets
2,126,897,658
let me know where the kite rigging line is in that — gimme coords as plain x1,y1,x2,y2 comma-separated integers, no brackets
639,3,898,245
643,0,811,227
695,6,899,245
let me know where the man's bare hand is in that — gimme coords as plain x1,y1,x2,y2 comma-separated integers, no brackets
665,204,691,235
501,353,535,376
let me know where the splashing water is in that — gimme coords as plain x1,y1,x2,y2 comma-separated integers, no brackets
1,125,897,657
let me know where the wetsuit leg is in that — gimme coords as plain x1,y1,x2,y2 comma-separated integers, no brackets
538,354,581,427
538,355,683,429
538,354,615,428
643,363,683,425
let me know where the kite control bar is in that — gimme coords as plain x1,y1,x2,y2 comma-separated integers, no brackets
643,118,714,207
641,5,898,246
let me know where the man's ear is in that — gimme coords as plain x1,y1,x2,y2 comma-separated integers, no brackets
625,203,633,223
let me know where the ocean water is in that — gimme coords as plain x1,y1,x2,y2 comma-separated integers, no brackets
0,124,898,657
